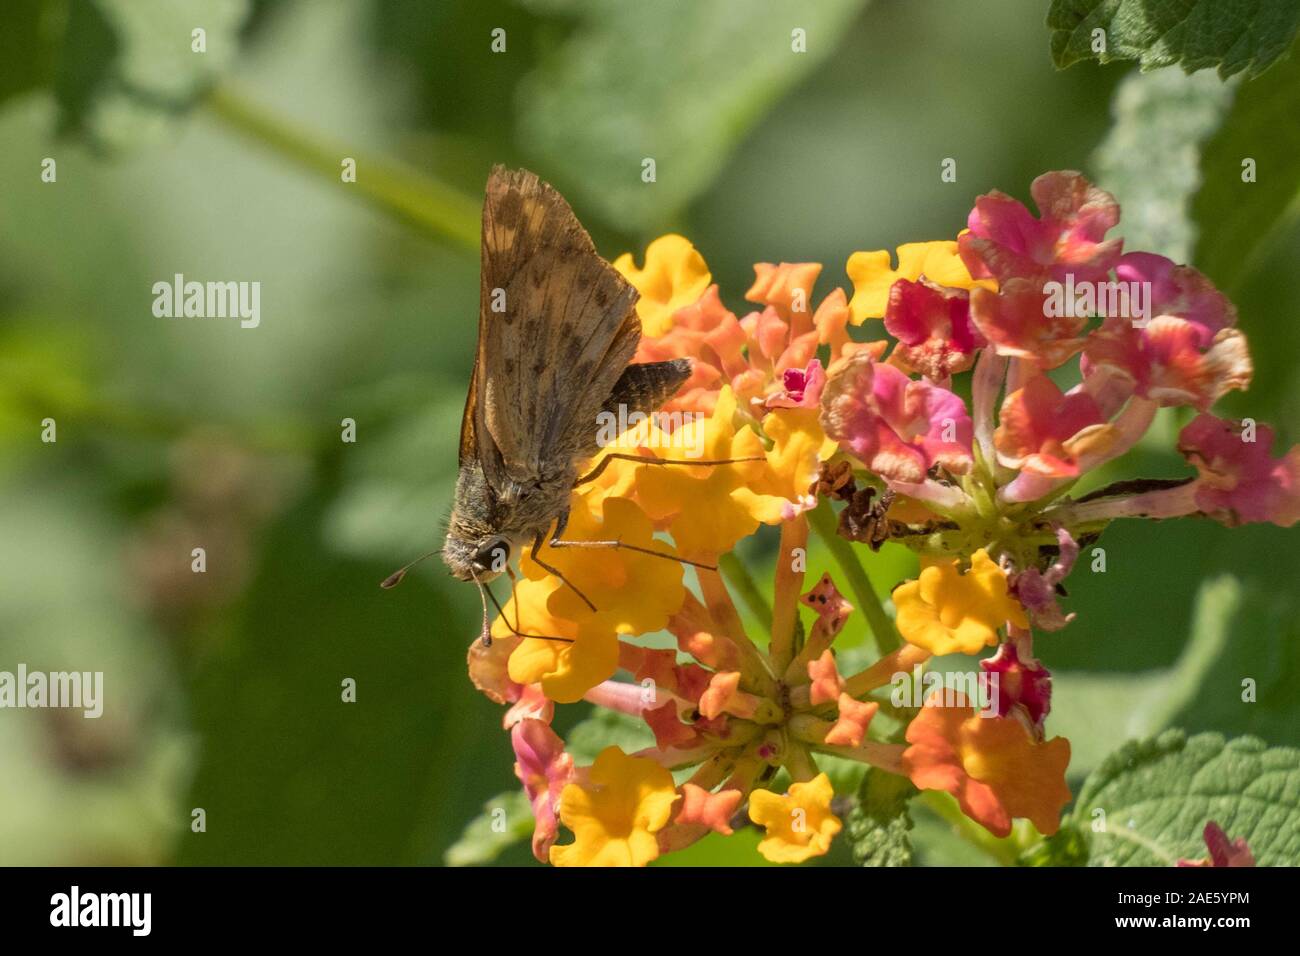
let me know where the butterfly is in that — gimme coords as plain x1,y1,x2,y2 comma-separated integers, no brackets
384,166,752,644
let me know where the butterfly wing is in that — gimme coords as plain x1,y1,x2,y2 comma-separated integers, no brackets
471,166,641,492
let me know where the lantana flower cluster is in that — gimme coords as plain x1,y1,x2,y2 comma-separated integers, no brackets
467,171,1297,866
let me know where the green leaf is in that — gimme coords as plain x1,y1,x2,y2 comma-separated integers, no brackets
176,495,494,866
846,768,916,866
517,0,870,231
444,790,535,866
1050,575,1241,776
908,802,999,866
23,0,251,151
1092,66,1237,262
1191,37,1300,289
1070,730,1300,865
1167,580,1300,748
565,706,656,763
0,0,63,109
1048,0,1300,80
1019,821,1091,866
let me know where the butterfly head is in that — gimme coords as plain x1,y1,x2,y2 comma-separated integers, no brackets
443,528,514,584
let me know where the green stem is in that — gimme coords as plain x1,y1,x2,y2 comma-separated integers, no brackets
719,551,772,635
204,85,480,252
921,790,1021,866
807,500,900,655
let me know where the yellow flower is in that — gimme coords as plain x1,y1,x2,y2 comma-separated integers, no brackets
747,772,842,863
634,386,768,557
500,576,610,703
613,234,712,337
892,549,1028,655
503,497,685,703
572,416,674,523
733,406,838,523
549,747,679,867
846,239,993,323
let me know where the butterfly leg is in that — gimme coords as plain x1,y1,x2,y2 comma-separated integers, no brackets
530,531,599,613
477,572,574,645
505,565,524,633
546,534,718,572
574,453,765,488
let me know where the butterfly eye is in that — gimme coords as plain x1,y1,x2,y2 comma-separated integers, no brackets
473,538,511,574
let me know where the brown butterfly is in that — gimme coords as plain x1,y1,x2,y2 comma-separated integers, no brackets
384,166,751,644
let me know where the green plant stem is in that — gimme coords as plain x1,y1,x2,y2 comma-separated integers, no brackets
719,551,772,634
921,791,1021,866
807,500,899,655
205,84,480,252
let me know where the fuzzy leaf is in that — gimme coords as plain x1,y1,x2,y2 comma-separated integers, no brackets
1048,0,1300,79
846,768,916,866
1070,730,1300,866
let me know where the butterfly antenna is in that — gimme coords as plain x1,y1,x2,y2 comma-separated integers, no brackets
380,549,442,589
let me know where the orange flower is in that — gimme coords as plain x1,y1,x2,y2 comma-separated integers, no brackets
825,694,878,748
631,257,870,415
902,694,1071,837
676,783,744,836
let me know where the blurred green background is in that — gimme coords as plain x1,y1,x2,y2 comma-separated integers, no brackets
0,0,1296,866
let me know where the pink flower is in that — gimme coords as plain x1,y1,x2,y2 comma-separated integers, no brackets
995,373,1115,478
643,701,701,751
1082,317,1252,411
970,278,1089,369
884,278,985,380
959,170,1121,285
1178,414,1300,527
821,350,973,484
980,642,1052,737
1176,821,1256,867
765,358,827,410
1010,526,1079,632
1116,253,1236,342
512,718,575,863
